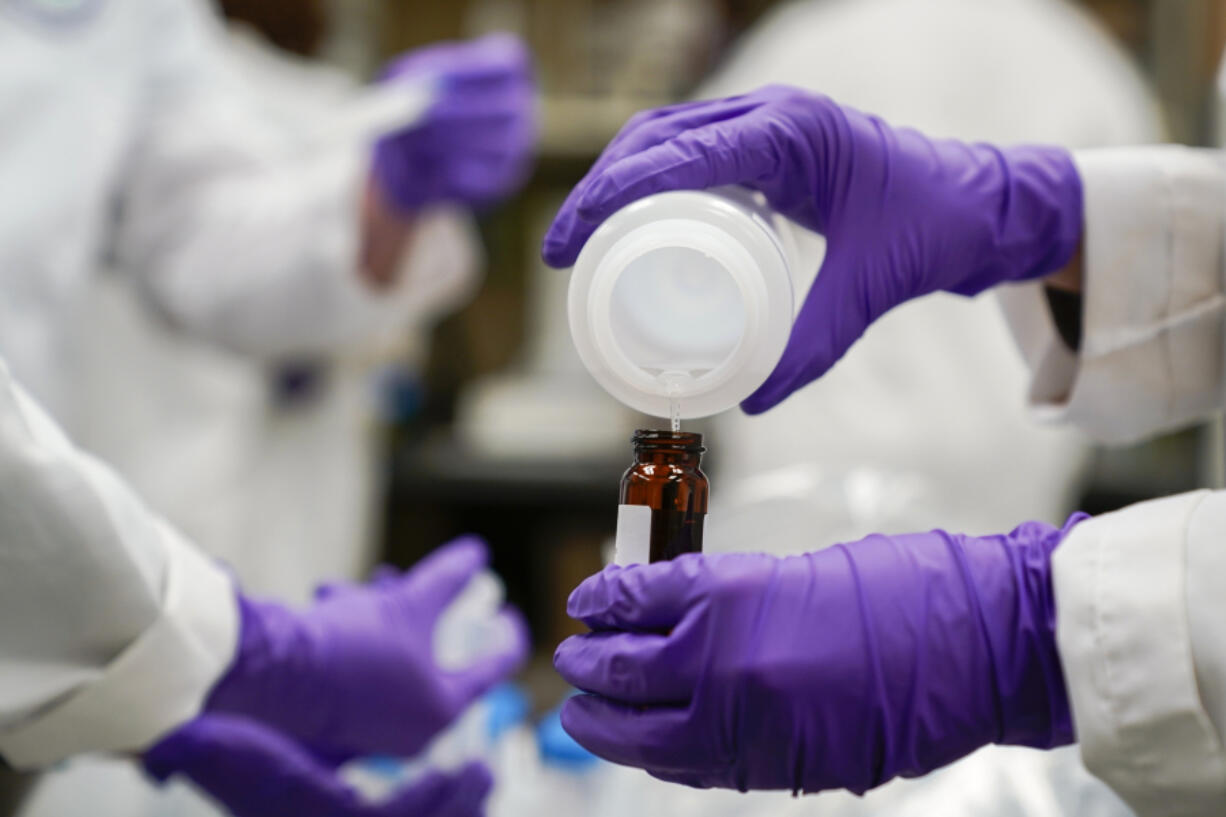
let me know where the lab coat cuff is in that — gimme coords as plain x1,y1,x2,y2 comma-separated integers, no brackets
1053,490,1226,816
0,529,239,769
1000,146,1226,444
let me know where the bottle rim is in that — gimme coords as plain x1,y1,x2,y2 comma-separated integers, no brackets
631,428,705,452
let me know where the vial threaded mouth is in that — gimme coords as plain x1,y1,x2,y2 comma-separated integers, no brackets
631,429,705,451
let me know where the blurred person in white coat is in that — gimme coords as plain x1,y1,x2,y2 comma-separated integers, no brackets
0,0,535,814
71,5,485,609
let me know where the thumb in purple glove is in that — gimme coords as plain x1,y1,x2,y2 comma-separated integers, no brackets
373,33,537,211
207,536,530,758
542,86,1081,413
554,514,1086,795
144,715,492,817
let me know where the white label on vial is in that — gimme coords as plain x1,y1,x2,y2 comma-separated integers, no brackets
614,504,652,566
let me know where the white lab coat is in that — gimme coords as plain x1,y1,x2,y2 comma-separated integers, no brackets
0,0,438,772
0,356,236,768
1002,146,1226,816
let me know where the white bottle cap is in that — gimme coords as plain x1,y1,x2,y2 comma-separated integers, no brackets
568,190,794,419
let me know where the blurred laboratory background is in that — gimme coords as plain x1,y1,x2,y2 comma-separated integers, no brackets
13,1,1226,816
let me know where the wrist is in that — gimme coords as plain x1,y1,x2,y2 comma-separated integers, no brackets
359,174,417,290
1043,239,1084,292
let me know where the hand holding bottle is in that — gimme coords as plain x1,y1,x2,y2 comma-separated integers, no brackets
542,85,1082,412
554,517,1084,794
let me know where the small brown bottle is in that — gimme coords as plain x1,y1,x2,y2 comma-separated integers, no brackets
617,430,709,563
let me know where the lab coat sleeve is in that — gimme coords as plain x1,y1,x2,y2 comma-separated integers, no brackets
997,146,1226,444
0,359,237,769
1052,490,1226,816
111,0,437,359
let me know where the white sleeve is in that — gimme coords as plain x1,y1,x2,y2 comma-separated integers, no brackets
0,359,237,770
998,146,1226,445
1052,490,1226,816
112,0,432,359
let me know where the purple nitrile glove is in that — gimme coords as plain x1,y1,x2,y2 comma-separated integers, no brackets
372,33,537,212
541,85,1082,413
207,536,529,758
553,514,1087,795
144,715,492,817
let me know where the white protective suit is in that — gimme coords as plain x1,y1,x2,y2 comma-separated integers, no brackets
0,0,451,779
701,0,1163,543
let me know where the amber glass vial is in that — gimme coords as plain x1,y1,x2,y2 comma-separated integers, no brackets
619,430,709,562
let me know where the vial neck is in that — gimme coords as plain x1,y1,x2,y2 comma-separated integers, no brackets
634,449,703,468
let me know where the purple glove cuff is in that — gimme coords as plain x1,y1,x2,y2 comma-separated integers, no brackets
988,511,1088,749
948,143,1083,296
205,596,328,740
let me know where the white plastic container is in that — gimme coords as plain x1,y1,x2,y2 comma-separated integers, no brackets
567,187,802,419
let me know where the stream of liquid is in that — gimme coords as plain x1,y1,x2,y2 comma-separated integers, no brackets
662,371,687,433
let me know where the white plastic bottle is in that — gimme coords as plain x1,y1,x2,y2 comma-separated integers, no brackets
428,570,515,765
567,187,804,420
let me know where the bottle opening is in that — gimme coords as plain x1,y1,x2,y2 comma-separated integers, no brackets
631,429,705,452
608,246,746,374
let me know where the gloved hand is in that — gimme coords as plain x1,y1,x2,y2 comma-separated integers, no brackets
206,536,529,757
145,715,492,817
541,86,1082,413
372,33,536,212
553,516,1086,794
